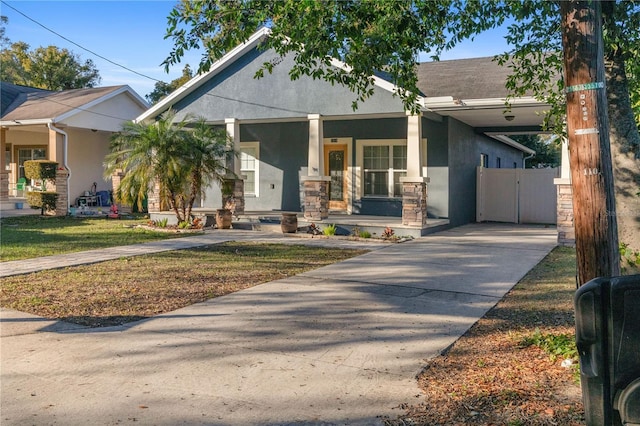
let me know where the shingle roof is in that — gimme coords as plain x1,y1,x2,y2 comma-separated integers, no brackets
1,83,129,121
416,56,514,100
0,82,52,117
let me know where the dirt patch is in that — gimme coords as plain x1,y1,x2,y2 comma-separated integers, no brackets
385,247,584,426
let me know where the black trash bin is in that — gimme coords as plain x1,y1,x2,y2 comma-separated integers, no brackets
575,274,640,426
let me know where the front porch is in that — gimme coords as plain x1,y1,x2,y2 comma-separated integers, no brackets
151,210,450,238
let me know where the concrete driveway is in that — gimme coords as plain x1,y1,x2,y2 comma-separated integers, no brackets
0,223,558,425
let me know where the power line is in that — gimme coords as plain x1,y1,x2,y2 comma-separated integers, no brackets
1,1,314,117
1,0,163,83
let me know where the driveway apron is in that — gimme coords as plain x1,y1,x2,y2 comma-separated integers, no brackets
0,223,558,425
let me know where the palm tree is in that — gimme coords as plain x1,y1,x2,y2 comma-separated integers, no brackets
105,110,232,224
182,118,230,220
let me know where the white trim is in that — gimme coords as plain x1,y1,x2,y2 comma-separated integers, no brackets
240,141,260,197
136,28,272,123
356,139,427,200
0,118,52,127
484,133,536,155
324,137,353,213
55,86,148,123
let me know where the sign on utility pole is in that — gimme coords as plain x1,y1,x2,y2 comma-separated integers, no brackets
560,0,620,285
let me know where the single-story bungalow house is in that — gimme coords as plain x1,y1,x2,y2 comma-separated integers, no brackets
0,82,148,213
137,27,549,233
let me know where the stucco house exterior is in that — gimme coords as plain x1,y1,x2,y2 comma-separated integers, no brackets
0,82,148,214
138,28,548,233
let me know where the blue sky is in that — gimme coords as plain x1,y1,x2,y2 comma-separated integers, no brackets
2,0,512,98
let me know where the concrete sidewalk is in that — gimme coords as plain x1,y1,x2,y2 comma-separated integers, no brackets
0,223,558,425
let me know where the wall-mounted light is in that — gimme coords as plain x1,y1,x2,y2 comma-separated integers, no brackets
504,115,515,122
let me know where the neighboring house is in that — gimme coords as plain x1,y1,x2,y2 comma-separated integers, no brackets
137,28,546,232
0,82,148,213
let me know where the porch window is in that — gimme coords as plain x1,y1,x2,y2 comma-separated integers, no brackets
362,143,407,197
240,142,259,196
5,143,11,171
18,148,46,180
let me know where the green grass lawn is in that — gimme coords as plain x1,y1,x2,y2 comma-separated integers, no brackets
0,215,189,261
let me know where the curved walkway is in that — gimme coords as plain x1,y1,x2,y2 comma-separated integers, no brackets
1,224,558,425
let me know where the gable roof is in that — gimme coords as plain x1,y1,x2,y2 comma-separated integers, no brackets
138,27,415,122
0,82,148,125
1,82,52,117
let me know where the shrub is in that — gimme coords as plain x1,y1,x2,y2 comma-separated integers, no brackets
26,191,58,213
359,230,372,238
24,160,58,180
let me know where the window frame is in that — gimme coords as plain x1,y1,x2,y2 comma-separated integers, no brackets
239,141,259,197
356,139,422,199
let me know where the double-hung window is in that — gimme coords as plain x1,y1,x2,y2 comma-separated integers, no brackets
240,142,259,196
361,141,407,198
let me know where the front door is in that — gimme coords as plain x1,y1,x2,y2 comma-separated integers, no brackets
324,144,347,210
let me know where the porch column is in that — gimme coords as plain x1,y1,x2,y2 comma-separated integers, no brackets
401,112,429,228
302,114,329,220
224,118,244,215
0,127,8,201
111,169,134,213
554,137,575,246
48,126,69,216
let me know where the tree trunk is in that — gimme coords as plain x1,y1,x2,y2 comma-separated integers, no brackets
560,0,620,285
602,24,640,256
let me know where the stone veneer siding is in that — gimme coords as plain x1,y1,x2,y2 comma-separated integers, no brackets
556,183,575,247
402,181,427,227
303,179,329,220
0,171,8,200
53,168,69,217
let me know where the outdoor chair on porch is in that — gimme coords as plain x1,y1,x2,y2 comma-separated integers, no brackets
15,177,27,196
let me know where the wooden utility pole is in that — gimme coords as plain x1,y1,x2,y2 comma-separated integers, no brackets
560,0,620,285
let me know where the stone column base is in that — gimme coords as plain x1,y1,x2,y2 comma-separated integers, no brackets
146,179,162,213
555,178,575,247
302,176,330,220
222,178,245,215
401,177,429,227
53,168,69,216
0,171,9,201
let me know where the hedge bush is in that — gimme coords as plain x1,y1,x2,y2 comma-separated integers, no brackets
24,160,58,181
26,191,58,213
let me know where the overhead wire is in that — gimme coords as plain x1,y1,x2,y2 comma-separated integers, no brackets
1,1,313,118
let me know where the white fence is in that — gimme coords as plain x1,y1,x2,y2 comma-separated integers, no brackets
476,167,559,224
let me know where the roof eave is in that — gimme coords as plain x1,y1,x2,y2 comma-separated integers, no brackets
485,133,536,155
54,86,149,123
0,118,53,127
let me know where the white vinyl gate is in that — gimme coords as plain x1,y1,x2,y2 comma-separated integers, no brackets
476,167,559,224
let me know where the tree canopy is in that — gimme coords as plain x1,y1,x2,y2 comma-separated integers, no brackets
0,19,100,90
0,42,101,90
146,64,194,104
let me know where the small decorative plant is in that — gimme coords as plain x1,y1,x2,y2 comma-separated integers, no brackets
382,226,395,239
323,223,337,236
359,230,372,238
